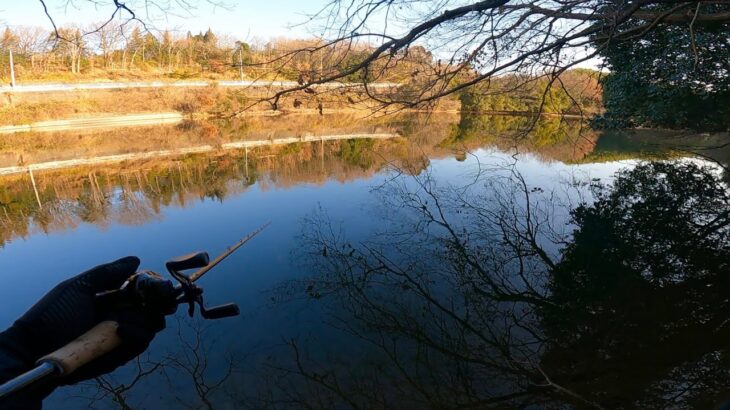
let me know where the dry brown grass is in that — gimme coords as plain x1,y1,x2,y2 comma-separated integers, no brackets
0,82,460,126
5,67,237,85
1,87,224,125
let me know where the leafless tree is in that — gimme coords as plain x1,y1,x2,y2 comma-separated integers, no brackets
90,21,125,68
92,356,166,410
65,318,240,410
263,157,730,409
36,0,228,44
253,0,730,113
262,160,596,408
12,26,51,70
54,26,84,73
160,318,239,410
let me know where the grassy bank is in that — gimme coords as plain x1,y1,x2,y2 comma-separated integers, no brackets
0,85,461,126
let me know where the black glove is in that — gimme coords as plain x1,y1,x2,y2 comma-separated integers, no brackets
0,256,168,408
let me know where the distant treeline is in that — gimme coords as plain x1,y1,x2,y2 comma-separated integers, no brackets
0,24,432,83
0,25,602,117
458,70,603,115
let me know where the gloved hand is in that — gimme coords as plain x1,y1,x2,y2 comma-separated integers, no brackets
0,256,169,408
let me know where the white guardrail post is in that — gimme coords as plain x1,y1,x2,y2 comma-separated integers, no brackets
9,49,16,88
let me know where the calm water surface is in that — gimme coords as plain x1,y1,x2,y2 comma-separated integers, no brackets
0,114,727,408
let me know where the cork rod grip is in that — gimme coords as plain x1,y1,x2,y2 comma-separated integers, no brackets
39,321,122,376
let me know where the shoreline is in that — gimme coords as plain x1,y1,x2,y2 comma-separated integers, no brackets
0,132,399,176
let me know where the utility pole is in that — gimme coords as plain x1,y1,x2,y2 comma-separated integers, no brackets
319,38,323,79
28,168,42,209
238,46,244,82
9,49,16,87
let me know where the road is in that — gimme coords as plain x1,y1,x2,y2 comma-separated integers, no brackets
0,80,399,94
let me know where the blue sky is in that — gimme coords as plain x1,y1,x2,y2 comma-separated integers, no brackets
0,0,328,41
0,1,601,68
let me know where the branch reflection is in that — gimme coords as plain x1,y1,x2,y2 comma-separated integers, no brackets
279,160,729,408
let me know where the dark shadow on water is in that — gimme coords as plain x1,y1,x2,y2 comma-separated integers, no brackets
267,160,730,409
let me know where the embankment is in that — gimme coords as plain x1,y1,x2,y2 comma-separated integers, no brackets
0,82,460,126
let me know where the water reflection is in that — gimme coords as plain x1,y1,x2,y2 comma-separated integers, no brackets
0,114,730,245
543,162,730,408
0,113,605,247
0,113,726,408
446,112,598,162
0,136,410,247
284,160,729,408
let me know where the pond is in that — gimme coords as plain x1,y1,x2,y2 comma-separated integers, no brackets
0,113,727,408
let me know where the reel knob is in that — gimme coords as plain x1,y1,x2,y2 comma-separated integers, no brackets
200,303,240,319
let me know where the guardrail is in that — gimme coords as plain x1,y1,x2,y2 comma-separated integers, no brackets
0,80,400,94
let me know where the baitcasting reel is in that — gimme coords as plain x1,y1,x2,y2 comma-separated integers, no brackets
96,251,241,320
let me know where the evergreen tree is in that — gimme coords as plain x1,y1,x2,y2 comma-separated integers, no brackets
594,5,730,131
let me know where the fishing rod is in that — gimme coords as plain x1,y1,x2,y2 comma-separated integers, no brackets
0,222,270,399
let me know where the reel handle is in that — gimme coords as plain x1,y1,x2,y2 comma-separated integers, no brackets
200,303,240,319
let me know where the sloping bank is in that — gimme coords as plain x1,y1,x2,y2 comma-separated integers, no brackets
0,113,183,134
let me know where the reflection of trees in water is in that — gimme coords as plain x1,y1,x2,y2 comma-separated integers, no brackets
0,138,415,246
70,319,237,410
445,112,729,174
267,161,729,408
273,163,569,408
0,114,408,168
0,160,244,247
7,113,703,248
445,113,600,163
579,129,730,182
542,162,730,408
58,161,730,408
